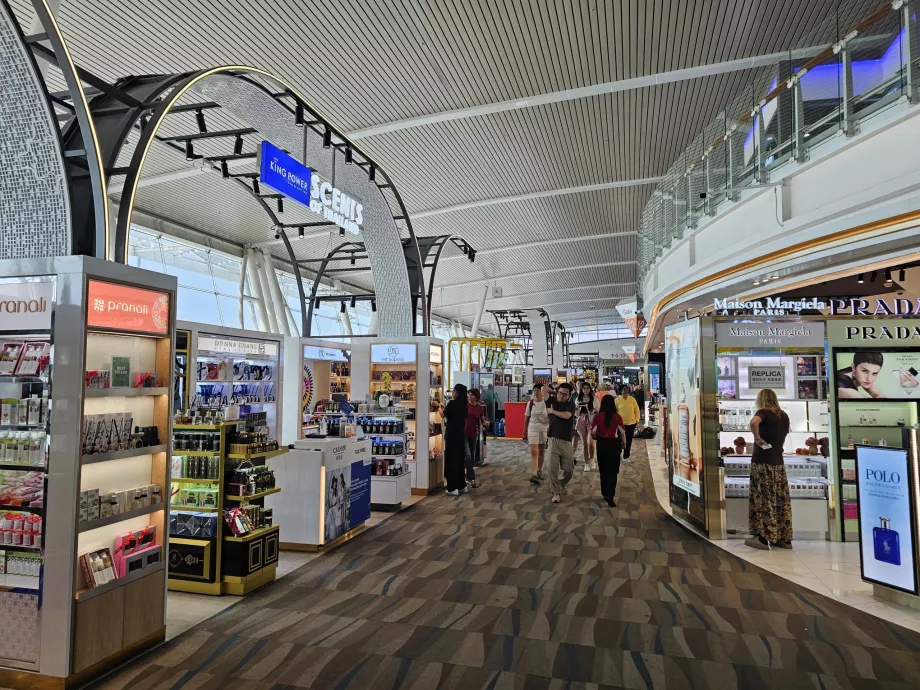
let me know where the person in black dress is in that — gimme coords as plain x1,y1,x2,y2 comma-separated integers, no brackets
438,383,469,496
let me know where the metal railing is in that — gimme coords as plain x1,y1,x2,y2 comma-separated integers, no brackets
637,1,920,297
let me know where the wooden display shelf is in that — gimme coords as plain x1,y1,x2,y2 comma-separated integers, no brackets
171,450,220,457
225,487,280,502
227,448,287,460
0,462,45,472
0,573,40,591
0,544,42,555
170,477,220,485
78,503,164,532
173,424,222,430
0,503,42,514
223,524,279,543
84,387,169,398
75,561,165,602
82,444,167,464
168,504,219,512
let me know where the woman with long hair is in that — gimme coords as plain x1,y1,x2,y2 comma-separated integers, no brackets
438,383,469,496
746,388,793,550
574,382,596,469
591,395,626,506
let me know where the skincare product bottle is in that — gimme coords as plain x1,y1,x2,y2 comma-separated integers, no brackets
873,517,901,566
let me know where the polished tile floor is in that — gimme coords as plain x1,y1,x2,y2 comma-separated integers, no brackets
91,441,920,688
646,439,920,634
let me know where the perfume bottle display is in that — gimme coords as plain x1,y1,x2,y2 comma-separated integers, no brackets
873,517,901,566
894,366,920,394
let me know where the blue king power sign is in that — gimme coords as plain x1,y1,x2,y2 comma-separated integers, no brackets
258,141,312,209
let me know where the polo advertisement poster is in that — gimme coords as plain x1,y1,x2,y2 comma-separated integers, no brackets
665,319,702,498
856,445,918,593
835,351,920,399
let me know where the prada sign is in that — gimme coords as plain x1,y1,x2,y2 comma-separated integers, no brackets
828,319,920,343
830,298,920,317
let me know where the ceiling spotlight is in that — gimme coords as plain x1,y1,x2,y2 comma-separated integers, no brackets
462,246,469,255
252,178,260,195
368,164,376,181
234,134,244,155
277,197,284,213
322,126,332,148
295,103,304,127
274,227,280,240
140,115,149,130
884,268,893,287
298,226,305,238
314,298,321,310
870,270,878,282
220,160,229,178
345,147,353,164
771,274,778,280
340,302,346,314
195,108,207,134
900,268,906,282
371,300,377,312
184,140,194,160
857,273,864,284
350,256,356,266
350,296,356,308
752,280,759,285
469,249,476,263
339,227,346,237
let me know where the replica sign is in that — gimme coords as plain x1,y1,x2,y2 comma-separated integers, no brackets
748,366,785,389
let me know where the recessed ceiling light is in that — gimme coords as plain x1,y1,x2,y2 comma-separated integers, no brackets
753,280,759,285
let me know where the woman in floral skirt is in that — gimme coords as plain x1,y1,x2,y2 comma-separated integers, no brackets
746,388,793,550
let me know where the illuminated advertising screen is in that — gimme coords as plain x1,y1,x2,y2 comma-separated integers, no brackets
665,319,703,500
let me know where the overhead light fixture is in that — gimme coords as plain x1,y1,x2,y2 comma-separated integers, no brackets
371,300,377,312
857,273,864,284
298,226,304,238
339,227,345,237
274,227,280,240
345,147,353,164
900,268,906,282
322,126,332,148
140,115,149,130
368,164,376,181
220,160,229,178
234,135,244,155
469,249,476,263
277,197,284,213
350,296,356,308
350,256,356,266
884,269,893,287
252,178,260,195
314,298,321,310
771,274,778,280
870,270,878,282
184,140,194,160
340,302,346,314
195,108,207,133
752,280,759,285
295,103,304,127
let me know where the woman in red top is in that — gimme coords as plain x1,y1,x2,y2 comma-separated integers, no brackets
591,395,626,507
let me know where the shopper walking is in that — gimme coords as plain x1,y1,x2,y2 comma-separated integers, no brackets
591,395,626,506
615,384,640,462
574,382,596,470
464,388,486,488
522,383,549,484
746,388,793,550
438,383,468,496
546,382,576,503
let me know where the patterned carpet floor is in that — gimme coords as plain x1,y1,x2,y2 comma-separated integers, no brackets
92,440,920,689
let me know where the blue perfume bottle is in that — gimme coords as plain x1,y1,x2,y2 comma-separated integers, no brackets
873,517,901,566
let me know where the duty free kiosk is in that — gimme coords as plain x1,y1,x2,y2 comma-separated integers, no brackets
266,436,371,550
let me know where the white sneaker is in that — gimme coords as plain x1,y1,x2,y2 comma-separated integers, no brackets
446,489,459,496
460,486,469,494
551,494,560,503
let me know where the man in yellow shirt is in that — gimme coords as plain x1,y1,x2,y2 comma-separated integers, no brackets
614,385,640,462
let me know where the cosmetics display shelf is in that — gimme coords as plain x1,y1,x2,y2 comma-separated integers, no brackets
373,454,406,460
227,448,286,461
0,573,39,591
0,424,43,432
171,477,219,485
1,543,41,555
172,450,221,457
84,387,169,398
174,424,221,431
0,376,49,385
81,444,167,465
0,463,45,472
0,504,42,515
225,487,280,502
224,524,279,543
75,561,166,602
77,503,164,533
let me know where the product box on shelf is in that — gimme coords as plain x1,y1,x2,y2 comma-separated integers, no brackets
15,342,49,377
0,511,42,548
170,510,218,539
84,370,111,389
113,525,159,577
0,343,25,375
79,548,117,588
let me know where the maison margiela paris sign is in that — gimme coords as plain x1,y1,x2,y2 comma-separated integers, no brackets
713,297,827,316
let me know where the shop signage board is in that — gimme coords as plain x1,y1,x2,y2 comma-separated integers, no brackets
0,280,54,330
111,356,131,387
665,319,703,500
831,298,920,316
616,298,646,337
713,296,827,315
430,346,443,364
349,441,371,528
715,321,826,348
86,280,169,335
748,366,785,389
828,320,920,399
199,336,279,358
855,445,918,594
258,141,312,211
303,345,348,362
370,343,416,363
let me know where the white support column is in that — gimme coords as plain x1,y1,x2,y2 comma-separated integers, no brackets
470,285,489,337
334,280,354,336
369,311,378,334
245,249,270,331
261,250,292,337
238,250,249,327
255,253,280,333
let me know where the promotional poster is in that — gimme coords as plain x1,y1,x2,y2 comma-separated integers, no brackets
856,445,918,593
835,351,920,399
324,465,351,543
666,320,702,498
349,459,371,528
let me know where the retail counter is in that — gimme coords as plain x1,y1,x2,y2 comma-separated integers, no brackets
504,402,527,439
266,437,371,550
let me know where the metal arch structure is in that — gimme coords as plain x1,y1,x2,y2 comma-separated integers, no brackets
303,240,367,337
5,26,427,334
414,235,476,329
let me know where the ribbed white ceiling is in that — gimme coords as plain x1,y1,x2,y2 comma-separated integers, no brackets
9,0,880,330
